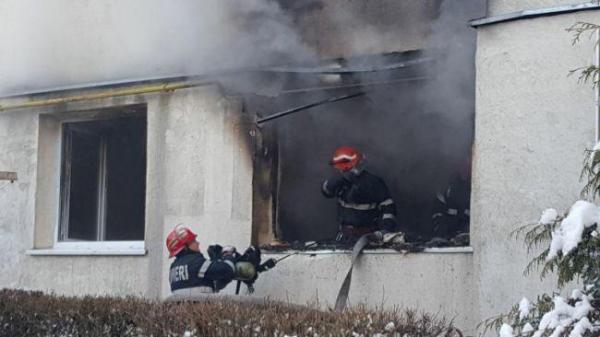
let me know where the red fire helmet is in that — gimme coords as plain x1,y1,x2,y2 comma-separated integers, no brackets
330,146,362,171
166,224,198,258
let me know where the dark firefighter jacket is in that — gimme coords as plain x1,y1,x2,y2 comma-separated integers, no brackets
322,170,397,232
432,175,470,238
169,250,236,292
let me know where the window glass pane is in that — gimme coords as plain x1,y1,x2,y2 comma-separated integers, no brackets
67,129,101,241
104,116,146,240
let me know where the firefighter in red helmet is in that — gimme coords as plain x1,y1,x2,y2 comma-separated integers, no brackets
431,157,471,242
322,146,399,243
166,224,271,295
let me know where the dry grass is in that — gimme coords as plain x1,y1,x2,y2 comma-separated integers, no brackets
0,289,456,337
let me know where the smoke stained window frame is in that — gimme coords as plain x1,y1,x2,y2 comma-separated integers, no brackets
55,108,147,252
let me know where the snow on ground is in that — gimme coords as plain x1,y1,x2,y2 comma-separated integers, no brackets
547,201,600,260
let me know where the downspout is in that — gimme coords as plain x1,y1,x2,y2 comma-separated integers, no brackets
596,28,600,142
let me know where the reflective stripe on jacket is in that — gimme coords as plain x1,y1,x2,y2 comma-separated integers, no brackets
169,251,236,292
322,170,397,232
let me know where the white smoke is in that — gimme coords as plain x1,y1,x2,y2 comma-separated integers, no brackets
417,0,484,157
0,0,314,95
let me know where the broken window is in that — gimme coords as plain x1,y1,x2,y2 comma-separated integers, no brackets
58,113,146,242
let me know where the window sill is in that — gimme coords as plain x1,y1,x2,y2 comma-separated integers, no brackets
263,246,473,256
26,241,147,256
26,249,147,256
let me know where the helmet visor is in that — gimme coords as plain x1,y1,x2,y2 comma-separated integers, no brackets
330,156,359,171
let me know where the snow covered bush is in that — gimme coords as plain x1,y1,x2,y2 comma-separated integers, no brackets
483,201,600,337
482,149,600,337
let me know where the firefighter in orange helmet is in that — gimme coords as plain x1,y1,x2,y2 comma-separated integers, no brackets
322,146,398,242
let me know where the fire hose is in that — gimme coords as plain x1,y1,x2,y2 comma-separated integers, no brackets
234,241,321,295
272,241,321,263
251,237,371,312
233,236,371,309
334,234,370,312
251,237,371,313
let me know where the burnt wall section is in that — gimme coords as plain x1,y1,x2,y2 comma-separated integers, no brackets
252,124,279,244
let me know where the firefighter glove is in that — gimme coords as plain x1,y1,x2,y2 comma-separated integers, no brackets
322,176,349,198
366,230,385,243
239,246,261,267
222,245,237,258
207,245,223,260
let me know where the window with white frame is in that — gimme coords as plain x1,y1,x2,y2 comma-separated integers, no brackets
58,113,146,242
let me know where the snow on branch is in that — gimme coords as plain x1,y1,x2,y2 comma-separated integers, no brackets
547,201,600,260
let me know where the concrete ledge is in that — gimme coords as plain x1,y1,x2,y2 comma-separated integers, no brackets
264,246,473,256
26,249,147,256
470,3,600,27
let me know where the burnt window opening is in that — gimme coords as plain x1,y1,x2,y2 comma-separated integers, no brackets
59,111,147,242
253,88,472,250
248,53,473,250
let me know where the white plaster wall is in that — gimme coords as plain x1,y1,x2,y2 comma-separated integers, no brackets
158,86,254,298
0,110,38,289
474,11,598,325
487,0,591,16
14,93,163,297
257,251,477,331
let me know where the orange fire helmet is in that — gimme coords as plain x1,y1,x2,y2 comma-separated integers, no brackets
166,224,198,258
